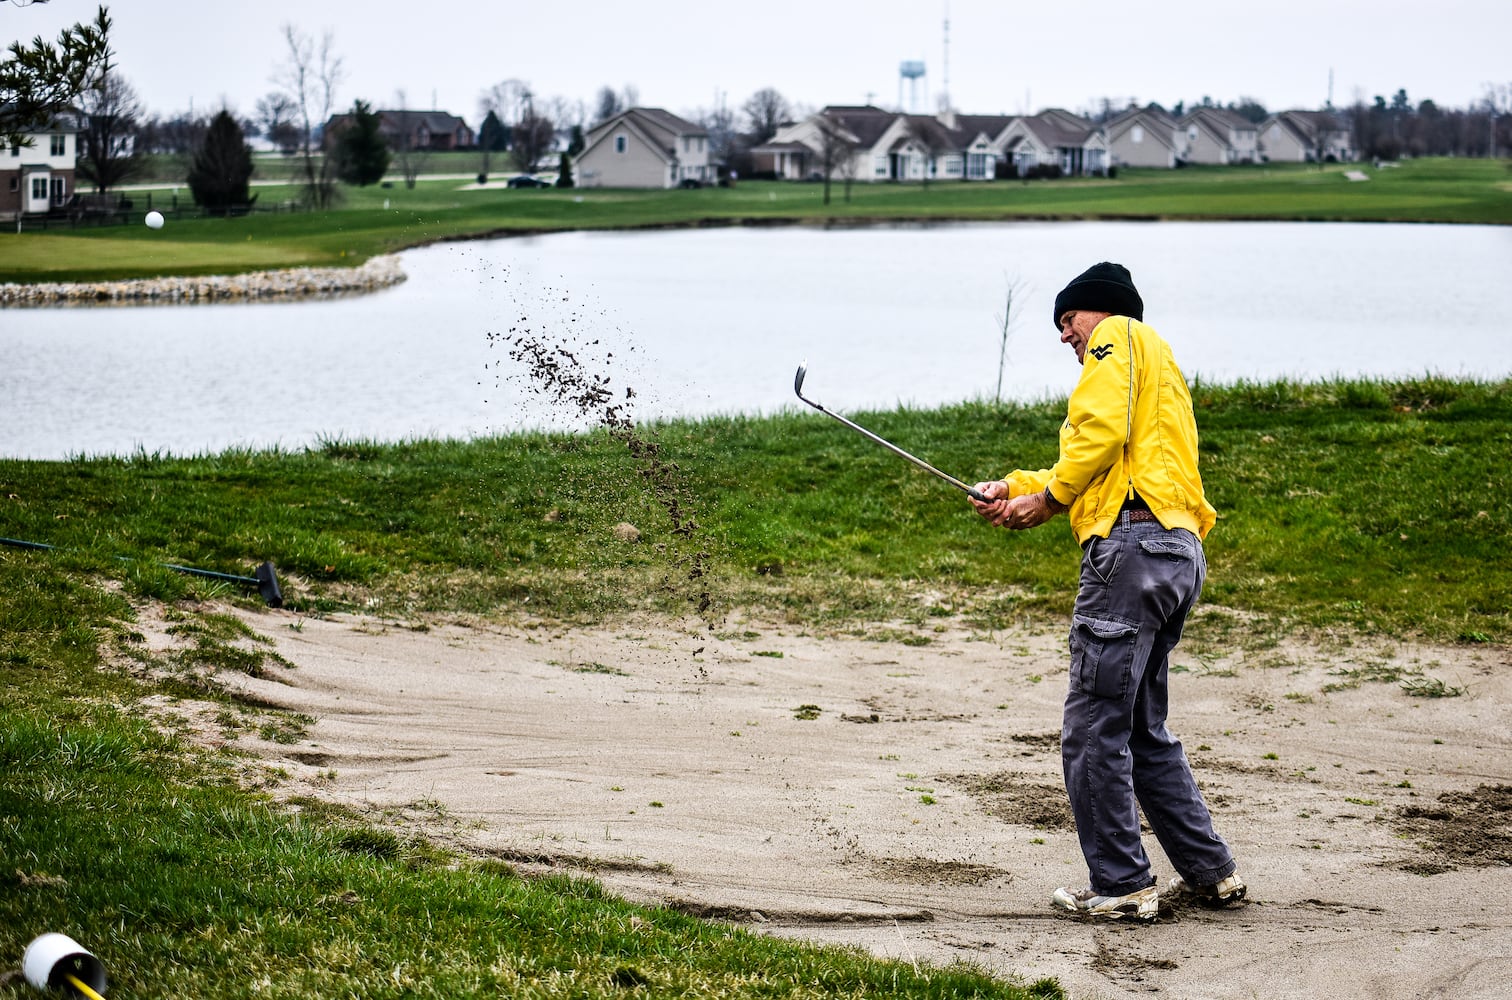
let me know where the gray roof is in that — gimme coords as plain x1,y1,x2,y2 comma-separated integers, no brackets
952,114,1016,142
378,110,471,134
1019,109,1098,148
579,107,707,162
1181,107,1256,132
1106,104,1178,131
817,106,897,148
623,107,706,140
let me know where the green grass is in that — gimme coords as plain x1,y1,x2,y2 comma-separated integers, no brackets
0,709,1052,998
5,157,1508,282
3,375,1509,998
1,376,1507,640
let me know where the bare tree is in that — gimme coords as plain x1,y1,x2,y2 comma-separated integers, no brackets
256,91,301,155
993,276,1028,406
389,89,429,189
134,109,208,155
691,98,737,178
76,69,141,193
274,24,343,208
741,87,790,145
1486,83,1512,157
479,79,530,129
540,94,581,153
511,96,554,173
813,116,856,206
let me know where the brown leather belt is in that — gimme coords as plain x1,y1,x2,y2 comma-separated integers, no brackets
1124,508,1159,524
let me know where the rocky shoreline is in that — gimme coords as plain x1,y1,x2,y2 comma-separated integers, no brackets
0,254,406,308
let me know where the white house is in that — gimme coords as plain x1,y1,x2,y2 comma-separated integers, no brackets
755,106,1014,183
1257,110,1354,163
997,109,1107,176
1104,106,1182,168
1,110,80,219
1180,107,1259,164
753,105,897,181
574,108,712,189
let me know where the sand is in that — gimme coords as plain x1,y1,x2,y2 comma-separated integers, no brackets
146,604,1512,1000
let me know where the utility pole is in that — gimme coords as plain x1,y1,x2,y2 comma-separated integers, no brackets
941,1,951,112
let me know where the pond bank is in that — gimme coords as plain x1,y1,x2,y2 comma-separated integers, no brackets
0,253,405,308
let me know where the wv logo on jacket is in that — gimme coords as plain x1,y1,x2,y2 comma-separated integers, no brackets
1088,344,1115,361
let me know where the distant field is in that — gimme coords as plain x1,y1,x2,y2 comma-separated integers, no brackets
3,157,1508,283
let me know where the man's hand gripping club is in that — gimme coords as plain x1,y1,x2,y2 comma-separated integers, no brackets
970,482,1067,531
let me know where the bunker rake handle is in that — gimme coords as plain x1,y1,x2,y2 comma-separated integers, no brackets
0,536,283,607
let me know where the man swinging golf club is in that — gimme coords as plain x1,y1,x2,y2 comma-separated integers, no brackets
970,262,1245,922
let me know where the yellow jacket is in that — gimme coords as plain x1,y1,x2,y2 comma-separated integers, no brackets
1005,316,1217,544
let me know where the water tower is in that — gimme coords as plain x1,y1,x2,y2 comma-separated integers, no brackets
898,60,926,113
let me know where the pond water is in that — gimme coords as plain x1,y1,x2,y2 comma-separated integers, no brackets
2,221,1508,459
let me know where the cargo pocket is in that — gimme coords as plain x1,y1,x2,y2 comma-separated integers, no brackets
1070,613,1140,699
1138,536,1196,561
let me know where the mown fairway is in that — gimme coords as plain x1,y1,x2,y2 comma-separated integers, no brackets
3,157,1508,282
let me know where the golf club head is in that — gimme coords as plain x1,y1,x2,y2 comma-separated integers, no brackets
794,361,808,399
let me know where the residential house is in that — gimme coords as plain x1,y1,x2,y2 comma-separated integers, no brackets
949,114,1016,179
0,110,80,219
323,109,474,152
997,109,1107,176
753,106,897,181
574,107,712,188
1257,110,1354,162
754,106,1013,183
1104,105,1182,168
1178,107,1259,164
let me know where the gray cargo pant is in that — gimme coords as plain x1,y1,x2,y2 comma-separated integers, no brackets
1062,510,1236,896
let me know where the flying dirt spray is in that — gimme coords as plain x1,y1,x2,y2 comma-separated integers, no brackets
484,272,718,640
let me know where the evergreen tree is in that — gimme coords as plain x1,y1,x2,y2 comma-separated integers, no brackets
1,5,112,147
187,109,255,216
478,110,509,152
333,100,390,186
556,151,574,188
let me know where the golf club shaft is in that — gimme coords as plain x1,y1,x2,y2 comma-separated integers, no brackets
797,398,992,503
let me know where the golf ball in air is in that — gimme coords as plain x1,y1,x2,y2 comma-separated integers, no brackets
145,211,164,229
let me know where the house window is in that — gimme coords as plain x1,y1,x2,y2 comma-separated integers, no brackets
1132,125,1144,143
9,144,18,157
32,176,48,199
7,177,16,191
1187,126,1198,142
615,135,627,153
51,177,65,203
50,135,66,156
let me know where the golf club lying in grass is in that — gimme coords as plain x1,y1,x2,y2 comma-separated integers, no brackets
794,361,994,503
0,535,283,607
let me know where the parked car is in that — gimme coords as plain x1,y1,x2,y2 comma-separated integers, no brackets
507,174,549,188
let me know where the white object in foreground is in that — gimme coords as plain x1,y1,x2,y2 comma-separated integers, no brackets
23,932,108,995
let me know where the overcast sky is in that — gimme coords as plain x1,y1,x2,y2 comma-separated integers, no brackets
9,0,1509,125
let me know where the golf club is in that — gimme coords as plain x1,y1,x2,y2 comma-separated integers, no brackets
793,361,994,504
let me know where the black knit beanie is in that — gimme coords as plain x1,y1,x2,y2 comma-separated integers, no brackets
1051,262,1144,330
